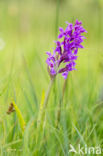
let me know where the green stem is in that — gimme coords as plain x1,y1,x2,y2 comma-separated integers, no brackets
56,77,68,128
36,77,55,144
37,77,55,127
43,77,55,109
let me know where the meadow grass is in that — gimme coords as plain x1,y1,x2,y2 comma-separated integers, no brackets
0,0,103,155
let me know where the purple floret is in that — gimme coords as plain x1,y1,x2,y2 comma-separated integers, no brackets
46,19,87,79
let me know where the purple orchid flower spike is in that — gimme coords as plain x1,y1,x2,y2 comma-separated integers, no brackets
46,19,87,79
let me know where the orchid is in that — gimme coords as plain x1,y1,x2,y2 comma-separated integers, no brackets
46,19,87,79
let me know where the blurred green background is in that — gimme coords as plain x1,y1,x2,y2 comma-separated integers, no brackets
0,0,103,155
